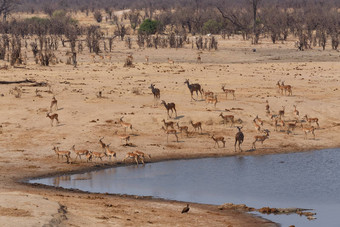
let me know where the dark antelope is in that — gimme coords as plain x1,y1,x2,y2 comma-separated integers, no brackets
234,126,244,152
184,79,202,101
161,100,177,118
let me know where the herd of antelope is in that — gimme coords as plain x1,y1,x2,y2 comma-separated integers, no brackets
45,56,320,165
53,137,150,165
148,78,320,152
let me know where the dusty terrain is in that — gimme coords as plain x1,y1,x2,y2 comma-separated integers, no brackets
0,34,340,227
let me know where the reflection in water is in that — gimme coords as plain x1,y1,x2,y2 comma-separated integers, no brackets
30,148,340,227
53,175,70,187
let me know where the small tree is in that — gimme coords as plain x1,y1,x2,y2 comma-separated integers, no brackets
139,19,161,35
94,11,102,23
203,19,222,34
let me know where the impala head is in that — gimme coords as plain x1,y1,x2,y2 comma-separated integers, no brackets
263,129,270,136
148,84,154,89
71,145,75,149
161,100,166,105
120,116,124,121
237,126,243,131
99,137,104,141
219,113,223,117
184,79,189,84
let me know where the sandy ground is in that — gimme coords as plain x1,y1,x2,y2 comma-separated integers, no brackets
0,35,340,226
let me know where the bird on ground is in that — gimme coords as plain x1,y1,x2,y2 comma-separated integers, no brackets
181,204,190,213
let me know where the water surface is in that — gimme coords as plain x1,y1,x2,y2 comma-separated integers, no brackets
30,148,340,227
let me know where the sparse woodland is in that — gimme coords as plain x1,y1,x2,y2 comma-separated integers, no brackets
0,0,338,68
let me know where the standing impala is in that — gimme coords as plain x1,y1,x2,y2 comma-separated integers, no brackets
221,85,235,100
162,119,175,129
119,117,133,132
53,147,70,163
176,122,189,137
99,137,107,152
219,113,234,126
46,113,59,127
123,152,142,165
133,151,151,164
104,144,116,160
303,115,319,127
281,81,293,96
184,79,202,101
252,129,270,150
189,120,202,133
211,135,226,148
301,124,315,140
71,145,89,160
50,96,58,112
161,126,179,142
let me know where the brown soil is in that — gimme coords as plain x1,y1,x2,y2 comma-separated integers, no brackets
0,34,339,226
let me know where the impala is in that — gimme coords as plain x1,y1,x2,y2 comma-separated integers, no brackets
162,119,175,129
123,152,141,165
119,117,133,132
104,144,116,160
189,120,202,133
206,95,218,107
176,122,189,137
303,115,319,127
293,105,299,119
252,129,270,150
133,151,151,164
301,124,315,140
221,85,235,100
211,135,226,148
71,145,89,160
161,126,179,142
219,113,234,126
53,146,70,163
46,113,59,127
50,96,58,112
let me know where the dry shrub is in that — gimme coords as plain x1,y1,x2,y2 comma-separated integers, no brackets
131,87,141,95
124,55,134,67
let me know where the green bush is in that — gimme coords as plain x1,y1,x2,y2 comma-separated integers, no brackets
138,19,161,35
203,19,222,34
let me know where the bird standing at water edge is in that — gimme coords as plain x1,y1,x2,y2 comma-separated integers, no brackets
182,204,190,213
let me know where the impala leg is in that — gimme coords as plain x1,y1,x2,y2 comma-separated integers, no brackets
175,134,178,142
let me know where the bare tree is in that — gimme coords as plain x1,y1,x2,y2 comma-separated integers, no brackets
0,0,19,22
